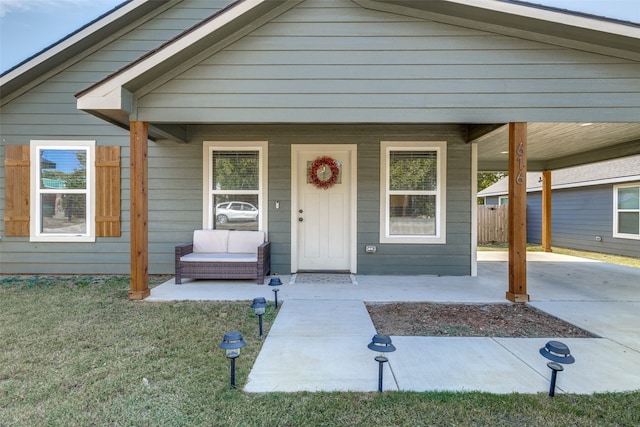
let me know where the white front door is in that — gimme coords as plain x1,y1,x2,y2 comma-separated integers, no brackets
292,145,357,272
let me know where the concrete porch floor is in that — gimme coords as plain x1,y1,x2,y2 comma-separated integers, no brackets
147,252,640,394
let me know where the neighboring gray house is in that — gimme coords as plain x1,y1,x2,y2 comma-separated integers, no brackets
1,0,639,298
478,155,640,258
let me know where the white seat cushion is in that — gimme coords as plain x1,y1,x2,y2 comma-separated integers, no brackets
193,229,229,253
228,230,265,254
180,253,258,263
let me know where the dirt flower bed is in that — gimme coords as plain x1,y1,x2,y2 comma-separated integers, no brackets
366,302,597,338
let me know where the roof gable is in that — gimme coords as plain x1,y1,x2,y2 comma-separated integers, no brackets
73,0,640,136
133,2,639,125
74,0,300,138
0,0,174,104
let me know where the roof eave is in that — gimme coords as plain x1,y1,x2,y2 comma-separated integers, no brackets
0,0,172,103
75,0,297,128
357,0,640,60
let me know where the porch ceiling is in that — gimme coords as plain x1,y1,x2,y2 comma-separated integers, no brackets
471,122,640,172
146,121,640,173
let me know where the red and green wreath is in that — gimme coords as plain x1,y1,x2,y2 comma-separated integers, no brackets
308,156,340,189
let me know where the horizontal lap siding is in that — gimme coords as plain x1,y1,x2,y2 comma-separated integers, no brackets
526,186,640,258
550,186,640,258
551,187,612,252
0,0,226,275
189,124,471,275
138,0,640,123
147,143,203,274
527,193,542,244
265,142,292,275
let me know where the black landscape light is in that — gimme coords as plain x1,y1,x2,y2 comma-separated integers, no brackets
219,330,246,389
368,334,396,392
250,297,268,337
539,340,575,397
268,274,283,308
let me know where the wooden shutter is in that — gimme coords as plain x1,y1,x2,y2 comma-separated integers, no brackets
95,146,121,237
4,146,30,237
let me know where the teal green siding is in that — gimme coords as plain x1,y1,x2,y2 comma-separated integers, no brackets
189,124,472,275
2,0,639,276
138,0,640,123
0,1,231,275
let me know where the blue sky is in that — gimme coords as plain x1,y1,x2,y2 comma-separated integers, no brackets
41,149,83,173
1,0,639,73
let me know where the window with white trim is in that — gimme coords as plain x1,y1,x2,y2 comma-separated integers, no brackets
613,183,640,239
203,142,267,231
380,141,446,244
30,140,95,242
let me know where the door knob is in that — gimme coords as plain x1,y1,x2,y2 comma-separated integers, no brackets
298,209,303,214
298,217,304,222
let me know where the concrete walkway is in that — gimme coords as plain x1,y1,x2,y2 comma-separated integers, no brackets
148,252,640,394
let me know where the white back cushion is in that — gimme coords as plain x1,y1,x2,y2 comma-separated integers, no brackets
193,230,229,253
228,231,265,254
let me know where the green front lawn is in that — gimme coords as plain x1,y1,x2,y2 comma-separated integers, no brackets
1,276,638,426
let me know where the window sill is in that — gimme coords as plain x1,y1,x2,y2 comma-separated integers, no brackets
612,233,640,241
380,236,446,244
30,236,96,243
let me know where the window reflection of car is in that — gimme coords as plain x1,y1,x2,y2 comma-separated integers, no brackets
216,202,259,224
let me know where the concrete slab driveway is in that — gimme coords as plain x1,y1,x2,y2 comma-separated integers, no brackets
149,252,640,394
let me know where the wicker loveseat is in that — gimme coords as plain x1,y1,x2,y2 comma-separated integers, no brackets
175,230,270,285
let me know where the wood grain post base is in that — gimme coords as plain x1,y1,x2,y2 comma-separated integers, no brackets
128,289,151,300
506,291,530,303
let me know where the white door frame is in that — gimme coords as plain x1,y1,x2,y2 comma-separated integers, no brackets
290,144,358,273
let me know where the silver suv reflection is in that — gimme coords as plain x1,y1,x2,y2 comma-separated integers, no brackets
215,202,259,224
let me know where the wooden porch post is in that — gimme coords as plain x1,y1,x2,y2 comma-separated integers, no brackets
541,170,552,252
129,121,150,300
506,122,530,303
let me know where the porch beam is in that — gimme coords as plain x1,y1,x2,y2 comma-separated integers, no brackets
478,159,547,173
149,123,188,144
129,121,150,300
543,138,640,170
542,171,552,252
466,123,506,143
506,122,530,303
